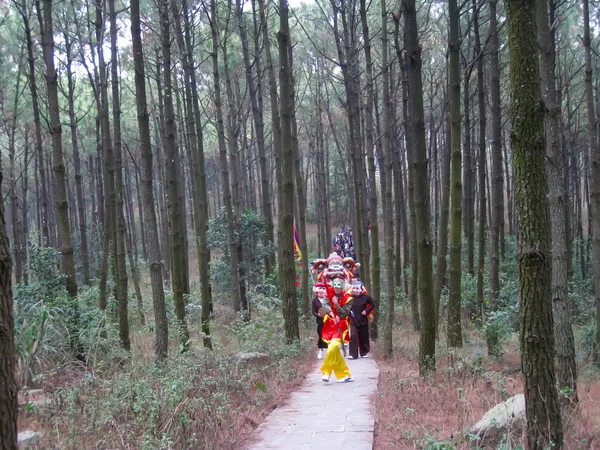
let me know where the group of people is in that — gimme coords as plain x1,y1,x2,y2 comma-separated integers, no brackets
332,230,356,260
310,252,374,383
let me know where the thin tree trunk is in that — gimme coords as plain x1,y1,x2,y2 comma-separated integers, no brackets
538,0,577,404
38,0,80,358
434,108,451,334
130,0,169,359
64,31,90,286
488,0,503,355
172,0,212,344
474,0,486,322
210,0,242,315
381,0,395,359
395,25,420,329
447,0,463,348
582,0,600,363
288,43,310,318
9,56,23,284
278,0,300,342
361,0,381,339
134,167,147,260
404,0,436,374
95,0,114,313
238,0,274,277
222,39,248,315
158,0,189,345
19,1,50,246
258,0,282,270
109,0,130,351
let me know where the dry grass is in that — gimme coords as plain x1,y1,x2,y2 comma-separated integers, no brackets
372,316,600,449
17,285,318,450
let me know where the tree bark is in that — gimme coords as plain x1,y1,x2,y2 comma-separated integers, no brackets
109,0,130,351
238,0,274,277
38,0,81,357
582,0,600,364
404,0,436,374
278,0,300,343
130,0,169,360
210,0,242,315
537,0,577,404
474,0,486,323
434,108,451,334
0,165,18,450
64,30,90,286
381,0,395,359
506,0,564,444
19,1,50,247
257,0,282,270
488,0,503,355
361,0,381,339
447,0,463,348
159,0,189,345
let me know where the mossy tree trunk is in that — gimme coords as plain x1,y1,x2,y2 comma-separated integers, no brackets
403,0,436,375
506,0,564,445
278,0,300,343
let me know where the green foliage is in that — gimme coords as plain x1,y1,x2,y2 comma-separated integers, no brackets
207,208,275,291
47,300,309,449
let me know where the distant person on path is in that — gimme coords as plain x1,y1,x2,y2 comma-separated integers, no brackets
311,283,329,359
319,274,353,383
348,281,374,359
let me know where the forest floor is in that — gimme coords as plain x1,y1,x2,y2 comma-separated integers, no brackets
372,315,600,449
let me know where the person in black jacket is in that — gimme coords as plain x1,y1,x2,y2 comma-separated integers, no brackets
311,282,329,359
348,281,374,359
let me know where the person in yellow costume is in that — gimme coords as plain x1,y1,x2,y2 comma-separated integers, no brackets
317,274,353,383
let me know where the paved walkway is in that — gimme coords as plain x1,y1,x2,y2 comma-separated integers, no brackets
245,355,379,450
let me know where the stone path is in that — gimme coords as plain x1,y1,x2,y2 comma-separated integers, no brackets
245,355,379,450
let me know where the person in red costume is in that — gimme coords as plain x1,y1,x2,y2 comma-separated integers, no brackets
318,273,353,383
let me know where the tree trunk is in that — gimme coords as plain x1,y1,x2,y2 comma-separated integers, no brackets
404,0,436,374
582,0,600,364
0,165,18,450
474,0,486,322
21,130,30,284
434,109,451,334
19,1,50,246
109,0,130,351
257,0,282,270
159,0,189,345
222,39,248,315
488,0,503,356
537,0,577,404
210,0,242,315
361,0,381,339
134,168,147,260
278,0,300,343
506,0,564,444
238,0,274,278
395,27,420,330
38,0,81,357
447,0,463,348
288,43,310,318
172,0,212,345
130,0,169,360
8,56,23,284
381,0,395,359
95,0,114,313
64,31,90,286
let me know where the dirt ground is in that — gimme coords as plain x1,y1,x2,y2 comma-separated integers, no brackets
372,319,600,449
